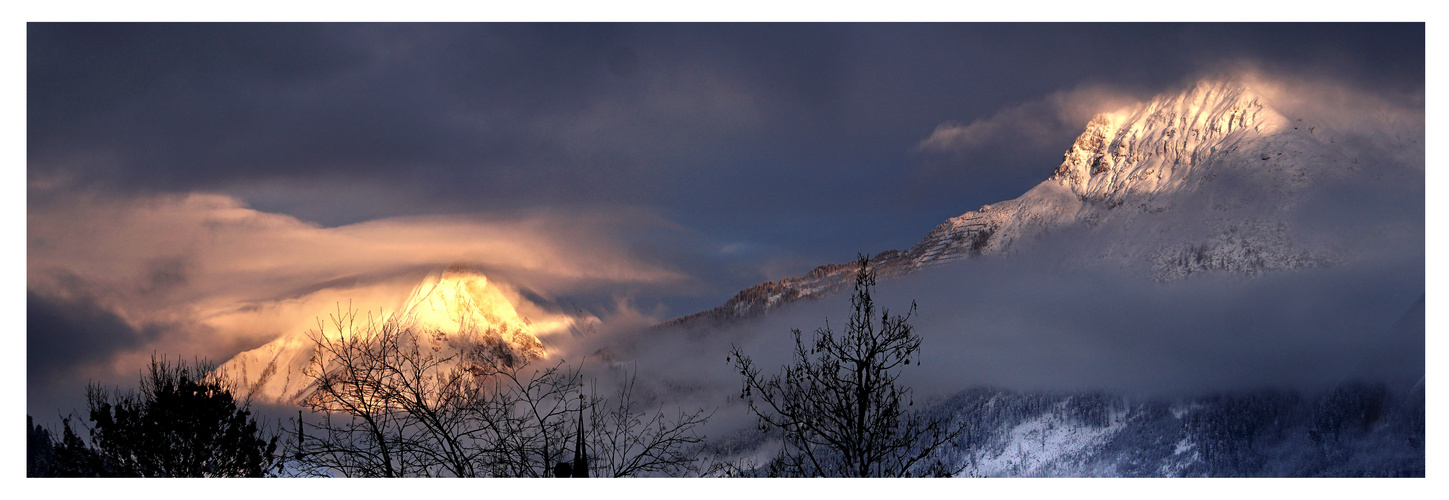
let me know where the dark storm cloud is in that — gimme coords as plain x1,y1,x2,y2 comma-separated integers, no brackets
26,290,171,422
27,290,152,382
27,22,1425,327
28,24,1422,264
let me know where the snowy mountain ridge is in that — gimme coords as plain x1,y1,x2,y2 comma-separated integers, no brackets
667,78,1349,327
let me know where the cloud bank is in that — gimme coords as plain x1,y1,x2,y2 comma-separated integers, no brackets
916,85,1138,155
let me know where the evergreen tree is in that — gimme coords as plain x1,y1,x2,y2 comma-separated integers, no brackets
85,355,280,477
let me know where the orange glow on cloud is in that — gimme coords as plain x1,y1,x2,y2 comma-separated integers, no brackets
27,191,684,374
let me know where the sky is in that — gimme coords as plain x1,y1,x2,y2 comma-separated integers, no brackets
24,23,1426,427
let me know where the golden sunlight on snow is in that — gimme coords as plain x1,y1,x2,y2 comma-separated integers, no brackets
397,265,550,359
218,265,582,403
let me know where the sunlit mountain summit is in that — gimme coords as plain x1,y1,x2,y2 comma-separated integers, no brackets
399,265,548,361
221,266,553,404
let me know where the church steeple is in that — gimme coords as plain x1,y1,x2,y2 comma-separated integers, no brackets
571,393,588,477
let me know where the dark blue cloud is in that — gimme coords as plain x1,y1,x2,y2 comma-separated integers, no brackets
27,291,149,381
27,290,159,421
27,22,1424,318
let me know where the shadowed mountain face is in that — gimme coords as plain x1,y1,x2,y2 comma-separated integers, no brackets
927,381,1423,477
665,77,1416,329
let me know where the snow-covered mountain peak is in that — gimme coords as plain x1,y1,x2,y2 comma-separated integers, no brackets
930,76,1340,264
395,265,545,360
220,266,549,403
665,77,1363,327
1051,78,1289,203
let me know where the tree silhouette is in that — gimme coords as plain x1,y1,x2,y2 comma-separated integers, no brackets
26,415,57,477
27,414,111,477
730,255,966,477
82,355,280,477
297,307,476,477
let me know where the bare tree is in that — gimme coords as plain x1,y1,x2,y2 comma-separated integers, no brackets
730,255,967,477
471,359,585,477
586,367,713,477
295,304,712,477
298,307,427,477
299,304,523,477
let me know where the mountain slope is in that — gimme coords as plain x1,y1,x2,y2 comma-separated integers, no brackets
666,78,1354,328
